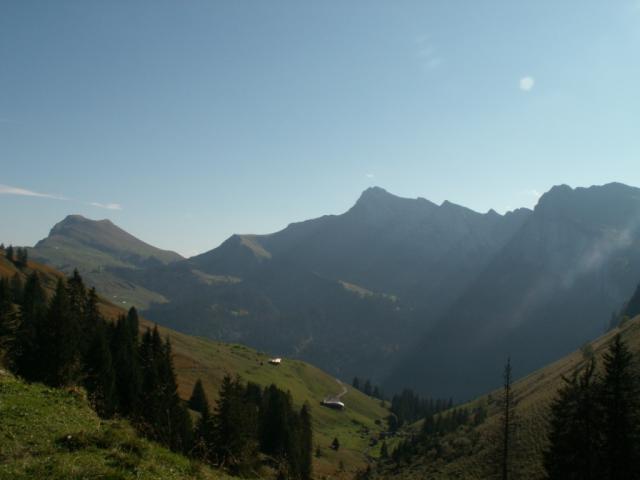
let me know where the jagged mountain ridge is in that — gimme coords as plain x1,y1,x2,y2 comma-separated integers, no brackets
386,182,640,399
24,183,640,400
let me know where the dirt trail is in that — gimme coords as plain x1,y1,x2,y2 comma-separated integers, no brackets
334,379,348,400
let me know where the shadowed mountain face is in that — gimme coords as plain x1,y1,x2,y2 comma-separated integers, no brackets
133,187,531,382
27,183,640,400
386,182,640,399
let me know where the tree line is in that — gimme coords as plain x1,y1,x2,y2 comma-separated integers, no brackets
352,376,384,400
0,268,313,479
388,388,454,431
1,243,28,267
189,376,313,478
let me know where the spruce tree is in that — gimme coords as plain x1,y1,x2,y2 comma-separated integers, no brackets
82,288,101,358
194,401,215,462
299,404,313,480
40,278,82,387
600,334,640,479
16,247,28,267
10,273,23,304
160,337,193,452
5,245,14,262
111,314,142,416
189,378,209,414
127,306,139,339
352,376,360,390
493,356,517,480
544,359,603,479
13,272,47,380
364,379,372,396
85,322,117,417
0,278,18,366
138,328,192,452
139,326,163,438
214,375,258,474
259,384,292,459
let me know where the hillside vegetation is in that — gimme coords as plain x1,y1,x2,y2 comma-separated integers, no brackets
0,255,388,478
377,314,640,480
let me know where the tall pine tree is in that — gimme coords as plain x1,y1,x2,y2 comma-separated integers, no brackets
600,334,640,479
40,278,82,387
544,359,603,479
13,272,47,380
189,378,209,414
84,321,117,417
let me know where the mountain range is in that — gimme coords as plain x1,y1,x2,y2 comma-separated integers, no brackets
27,182,640,399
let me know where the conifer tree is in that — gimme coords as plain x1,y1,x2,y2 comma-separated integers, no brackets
0,278,18,365
85,322,117,417
299,404,313,480
13,272,47,380
10,273,23,304
40,278,82,386
139,326,163,437
214,375,258,473
111,313,142,416
373,385,381,399
189,378,209,414
5,245,14,262
16,247,28,266
364,379,372,396
492,356,518,480
194,397,215,462
127,306,139,339
82,288,101,358
259,384,293,459
352,376,360,390
138,327,192,452
544,359,603,479
600,334,640,479
160,337,193,452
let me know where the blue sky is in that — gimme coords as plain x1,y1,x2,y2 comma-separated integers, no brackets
2,1,640,256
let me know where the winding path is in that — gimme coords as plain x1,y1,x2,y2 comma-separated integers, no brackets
334,379,348,400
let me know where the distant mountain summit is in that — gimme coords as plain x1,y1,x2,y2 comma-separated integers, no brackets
30,214,182,308
39,214,183,267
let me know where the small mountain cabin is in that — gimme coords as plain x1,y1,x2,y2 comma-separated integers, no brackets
321,399,345,410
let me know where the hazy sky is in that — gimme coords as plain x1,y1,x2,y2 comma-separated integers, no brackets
2,1,640,256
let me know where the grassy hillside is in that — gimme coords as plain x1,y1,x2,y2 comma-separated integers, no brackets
0,256,388,478
0,370,230,480
378,315,640,480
